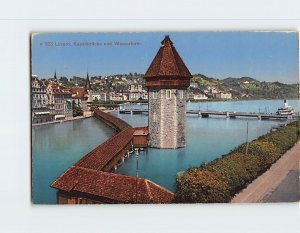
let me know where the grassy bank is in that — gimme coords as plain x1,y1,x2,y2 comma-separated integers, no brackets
174,118,300,203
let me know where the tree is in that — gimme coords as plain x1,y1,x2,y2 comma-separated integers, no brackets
72,100,83,117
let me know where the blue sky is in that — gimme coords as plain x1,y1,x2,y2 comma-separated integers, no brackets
31,32,299,84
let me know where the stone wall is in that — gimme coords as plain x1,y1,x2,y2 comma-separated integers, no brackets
148,89,161,147
149,89,186,148
176,90,186,147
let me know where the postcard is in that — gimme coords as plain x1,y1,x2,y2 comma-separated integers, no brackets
31,32,299,204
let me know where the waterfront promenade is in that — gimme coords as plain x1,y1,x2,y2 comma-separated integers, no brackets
231,141,300,203
32,115,92,126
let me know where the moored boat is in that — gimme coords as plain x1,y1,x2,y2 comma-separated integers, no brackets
276,99,295,115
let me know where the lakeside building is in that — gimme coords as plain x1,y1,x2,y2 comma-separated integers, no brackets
53,87,73,120
128,84,148,101
45,73,73,120
31,75,54,123
145,35,192,148
214,92,232,99
192,93,208,100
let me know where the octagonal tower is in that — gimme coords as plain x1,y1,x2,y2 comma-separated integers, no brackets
144,35,192,149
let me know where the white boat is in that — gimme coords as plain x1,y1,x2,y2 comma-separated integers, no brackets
276,100,295,115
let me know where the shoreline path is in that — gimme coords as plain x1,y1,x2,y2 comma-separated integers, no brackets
231,141,300,203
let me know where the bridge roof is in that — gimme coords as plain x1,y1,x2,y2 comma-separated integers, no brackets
94,109,131,131
75,127,134,171
144,35,192,79
51,166,174,204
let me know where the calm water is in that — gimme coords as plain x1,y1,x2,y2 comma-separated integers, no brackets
32,118,115,204
115,99,299,191
32,99,299,203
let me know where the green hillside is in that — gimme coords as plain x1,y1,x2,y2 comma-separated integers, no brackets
191,74,299,99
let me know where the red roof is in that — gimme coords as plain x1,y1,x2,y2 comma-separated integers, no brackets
145,35,192,78
71,87,86,99
94,109,131,131
51,166,174,204
133,127,149,136
75,127,134,171
52,87,72,95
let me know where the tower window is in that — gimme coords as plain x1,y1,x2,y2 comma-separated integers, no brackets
178,90,184,99
166,90,172,99
152,91,158,99
153,112,157,122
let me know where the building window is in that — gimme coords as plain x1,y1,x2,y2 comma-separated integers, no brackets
166,90,171,99
178,90,184,99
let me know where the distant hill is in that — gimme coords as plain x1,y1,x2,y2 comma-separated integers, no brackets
191,74,299,99
222,77,258,85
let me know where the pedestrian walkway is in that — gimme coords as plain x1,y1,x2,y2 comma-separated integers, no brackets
32,115,91,126
231,141,300,203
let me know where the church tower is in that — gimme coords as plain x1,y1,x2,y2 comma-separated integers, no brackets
84,72,93,103
144,35,192,149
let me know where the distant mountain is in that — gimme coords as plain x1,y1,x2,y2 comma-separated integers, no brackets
191,74,299,99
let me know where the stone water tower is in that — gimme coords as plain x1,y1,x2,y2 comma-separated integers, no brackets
144,35,192,148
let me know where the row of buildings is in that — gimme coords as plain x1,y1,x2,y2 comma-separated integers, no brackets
32,72,233,124
31,73,93,124
92,84,148,102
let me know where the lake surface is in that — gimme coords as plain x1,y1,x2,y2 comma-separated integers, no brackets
32,118,115,204
32,99,299,203
115,99,299,191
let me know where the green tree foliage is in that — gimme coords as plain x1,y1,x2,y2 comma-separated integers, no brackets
175,169,231,203
72,100,83,117
236,141,281,170
191,74,298,99
206,153,262,196
174,119,300,203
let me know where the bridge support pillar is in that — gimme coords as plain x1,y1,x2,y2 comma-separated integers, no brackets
226,112,230,118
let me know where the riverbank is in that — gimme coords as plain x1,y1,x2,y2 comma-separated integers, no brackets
32,115,92,127
231,141,300,203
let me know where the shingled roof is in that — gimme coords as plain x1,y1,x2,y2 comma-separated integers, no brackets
145,35,192,78
75,127,134,171
94,109,131,131
51,166,174,204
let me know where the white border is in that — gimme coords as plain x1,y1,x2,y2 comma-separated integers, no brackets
1,1,300,233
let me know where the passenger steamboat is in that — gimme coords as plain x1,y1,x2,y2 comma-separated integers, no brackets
276,99,295,115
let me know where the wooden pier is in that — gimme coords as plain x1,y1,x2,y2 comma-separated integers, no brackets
119,109,297,120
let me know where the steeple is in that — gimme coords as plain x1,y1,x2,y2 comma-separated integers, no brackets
54,70,57,80
85,72,92,90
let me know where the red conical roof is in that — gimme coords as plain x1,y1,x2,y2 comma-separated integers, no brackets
145,35,192,78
